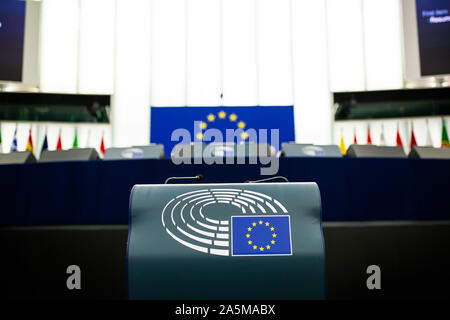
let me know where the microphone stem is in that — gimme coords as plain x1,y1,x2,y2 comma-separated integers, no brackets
247,176,289,183
164,176,202,184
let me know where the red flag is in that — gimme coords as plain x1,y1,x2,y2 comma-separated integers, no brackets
353,129,358,144
367,126,372,145
100,134,105,155
396,126,403,148
56,131,62,150
26,129,34,154
410,123,417,149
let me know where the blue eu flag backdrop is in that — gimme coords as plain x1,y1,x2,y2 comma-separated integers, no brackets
150,106,295,156
231,215,292,256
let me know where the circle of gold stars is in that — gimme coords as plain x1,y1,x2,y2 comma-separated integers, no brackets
196,110,248,141
246,220,276,252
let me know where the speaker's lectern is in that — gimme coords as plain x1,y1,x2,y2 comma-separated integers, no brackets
128,182,325,300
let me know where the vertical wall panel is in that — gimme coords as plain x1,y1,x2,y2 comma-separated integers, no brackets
186,0,221,106
326,0,365,92
256,0,293,105
292,0,332,144
363,0,403,90
112,0,151,146
222,0,258,106
78,0,115,94
151,0,186,106
40,0,79,93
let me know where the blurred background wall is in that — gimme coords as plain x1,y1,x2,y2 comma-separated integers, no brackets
0,0,448,155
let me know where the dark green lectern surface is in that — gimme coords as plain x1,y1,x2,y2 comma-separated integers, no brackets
128,183,325,299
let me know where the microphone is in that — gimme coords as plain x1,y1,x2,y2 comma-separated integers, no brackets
245,176,289,183
165,174,204,184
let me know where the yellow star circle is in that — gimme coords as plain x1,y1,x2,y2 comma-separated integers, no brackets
246,220,276,252
201,112,249,138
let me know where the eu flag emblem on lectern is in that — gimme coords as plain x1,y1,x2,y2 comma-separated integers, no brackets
231,215,292,256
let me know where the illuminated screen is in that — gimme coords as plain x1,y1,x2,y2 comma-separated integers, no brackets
416,0,450,76
0,0,26,82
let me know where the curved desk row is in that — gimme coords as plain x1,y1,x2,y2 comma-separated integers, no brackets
0,157,449,225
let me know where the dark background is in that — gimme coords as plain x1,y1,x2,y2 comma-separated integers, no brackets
0,0,26,82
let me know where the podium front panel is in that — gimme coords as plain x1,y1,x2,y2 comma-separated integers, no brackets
128,182,325,300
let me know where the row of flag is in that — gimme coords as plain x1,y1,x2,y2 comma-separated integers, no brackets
0,125,106,157
339,119,450,155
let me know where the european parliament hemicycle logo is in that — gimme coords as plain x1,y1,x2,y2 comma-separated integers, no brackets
161,188,292,256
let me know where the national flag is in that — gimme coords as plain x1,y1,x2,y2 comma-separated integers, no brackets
410,122,417,149
442,119,450,148
25,128,34,154
73,128,78,148
379,123,386,146
40,128,48,154
10,127,18,152
41,131,48,153
353,128,357,144
367,124,372,145
425,119,433,147
339,131,346,155
56,130,62,150
100,133,105,155
396,124,403,148
231,215,292,256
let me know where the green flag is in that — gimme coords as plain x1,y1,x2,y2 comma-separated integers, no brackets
73,129,78,148
442,120,449,148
